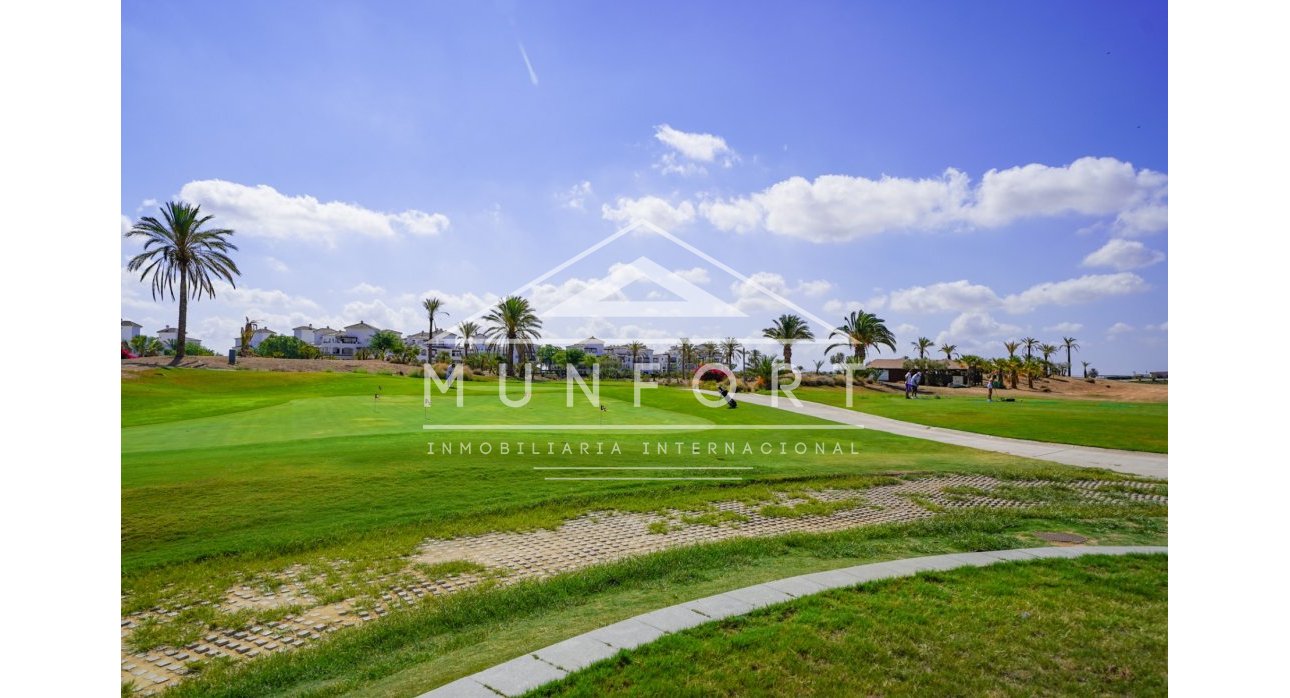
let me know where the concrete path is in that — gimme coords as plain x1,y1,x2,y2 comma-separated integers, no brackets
419,545,1166,697
718,391,1168,480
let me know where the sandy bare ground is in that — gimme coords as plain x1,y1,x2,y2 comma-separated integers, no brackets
121,357,1166,402
862,375,1167,403
121,355,421,377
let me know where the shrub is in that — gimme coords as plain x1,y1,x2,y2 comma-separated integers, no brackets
254,335,319,359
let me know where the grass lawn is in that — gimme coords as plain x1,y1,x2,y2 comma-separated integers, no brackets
122,370,1101,590
121,368,1166,696
533,554,1167,697
783,385,1168,453
156,510,1166,697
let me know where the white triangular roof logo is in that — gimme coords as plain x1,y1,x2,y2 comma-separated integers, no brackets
542,256,745,318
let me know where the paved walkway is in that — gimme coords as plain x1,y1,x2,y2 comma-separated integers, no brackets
420,545,1167,697
718,391,1168,480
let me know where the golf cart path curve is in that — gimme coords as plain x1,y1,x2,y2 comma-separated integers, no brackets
419,545,1167,697
719,390,1168,480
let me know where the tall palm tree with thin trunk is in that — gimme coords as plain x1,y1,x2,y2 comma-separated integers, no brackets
1039,343,1058,376
1021,336,1039,361
458,321,480,363
762,314,815,366
939,343,957,361
1062,337,1080,377
721,337,742,367
483,296,542,375
422,297,448,343
1082,360,1090,378
912,337,934,360
625,341,646,371
677,338,694,378
1003,340,1021,358
825,310,896,365
126,201,240,366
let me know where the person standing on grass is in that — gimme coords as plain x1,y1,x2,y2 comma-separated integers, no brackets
905,370,914,399
987,373,995,402
911,370,923,398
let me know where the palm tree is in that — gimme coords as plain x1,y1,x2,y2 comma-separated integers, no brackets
125,201,240,366
1039,343,1058,376
129,334,164,357
1021,336,1039,360
960,354,987,386
825,310,896,366
1003,340,1021,358
812,359,825,374
1063,337,1081,377
677,338,694,378
1082,360,1090,378
720,337,742,367
1021,357,1044,389
422,297,448,342
699,341,719,366
458,321,480,363
762,314,815,366
939,343,957,361
912,337,934,360
626,341,646,371
482,296,543,375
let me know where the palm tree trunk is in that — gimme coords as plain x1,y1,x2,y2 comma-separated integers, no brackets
170,268,188,366
1066,347,1072,377
784,344,792,365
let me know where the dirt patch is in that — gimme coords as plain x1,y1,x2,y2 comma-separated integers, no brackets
886,376,1166,403
122,355,419,375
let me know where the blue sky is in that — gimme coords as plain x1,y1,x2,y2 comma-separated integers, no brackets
121,0,1167,373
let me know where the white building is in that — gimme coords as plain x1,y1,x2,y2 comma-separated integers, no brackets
121,320,142,343
570,336,606,357
157,326,203,349
233,327,276,352
293,324,319,344
605,344,666,373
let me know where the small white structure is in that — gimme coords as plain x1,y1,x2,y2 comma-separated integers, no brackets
571,336,606,357
157,326,203,349
233,327,276,352
121,320,142,343
293,324,319,344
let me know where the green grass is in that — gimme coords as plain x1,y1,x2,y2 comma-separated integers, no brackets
782,385,1167,453
153,506,1166,697
121,368,1166,695
123,369,1138,611
532,554,1166,697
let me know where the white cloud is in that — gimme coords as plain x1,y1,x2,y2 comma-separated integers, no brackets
888,280,1002,314
729,272,834,312
894,323,921,338
1107,322,1135,337
822,296,888,314
970,157,1164,228
1002,273,1149,314
120,214,132,235
698,198,762,233
601,196,696,230
266,257,290,273
1044,322,1084,333
673,267,711,285
562,181,594,210
1082,238,1165,271
934,311,1023,351
654,124,733,163
518,42,539,86
700,156,1167,242
1145,321,1168,332
213,281,320,312
178,179,450,246
347,282,385,295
